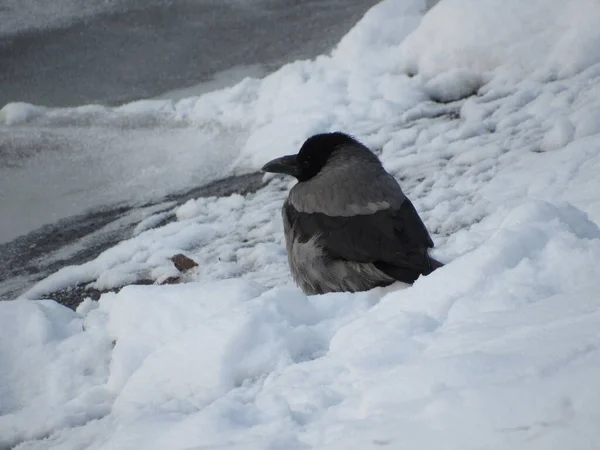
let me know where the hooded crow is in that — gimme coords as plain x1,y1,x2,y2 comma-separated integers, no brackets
262,132,443,295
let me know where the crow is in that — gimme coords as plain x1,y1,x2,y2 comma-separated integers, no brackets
262,132,443,295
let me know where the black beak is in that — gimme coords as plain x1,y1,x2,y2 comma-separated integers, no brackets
261,154,300,178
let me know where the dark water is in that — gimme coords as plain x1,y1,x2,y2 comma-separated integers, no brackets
0,0,380,107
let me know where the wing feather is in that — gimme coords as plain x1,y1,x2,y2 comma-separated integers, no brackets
284,198,434,273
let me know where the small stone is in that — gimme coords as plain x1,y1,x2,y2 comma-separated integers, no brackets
170,254,198,272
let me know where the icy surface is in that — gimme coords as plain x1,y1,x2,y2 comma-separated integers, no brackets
3,0,600,448
0,124,246,244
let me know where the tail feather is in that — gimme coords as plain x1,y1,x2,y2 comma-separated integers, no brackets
374,252,444,284
426,256,444,273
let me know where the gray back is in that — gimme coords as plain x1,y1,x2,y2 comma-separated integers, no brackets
288,145,405,216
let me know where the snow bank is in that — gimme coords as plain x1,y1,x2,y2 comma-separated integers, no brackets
0,300,112,449
399,0,600,79
3,200,600,449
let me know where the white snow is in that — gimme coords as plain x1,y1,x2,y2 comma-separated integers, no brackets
3,0,600,448
398,0,600,80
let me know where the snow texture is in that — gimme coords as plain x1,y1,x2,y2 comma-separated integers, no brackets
3,0,600,448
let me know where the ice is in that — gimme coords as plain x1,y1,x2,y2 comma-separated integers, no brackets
4,0,600,448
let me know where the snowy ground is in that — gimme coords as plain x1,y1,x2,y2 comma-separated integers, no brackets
2,0,600,448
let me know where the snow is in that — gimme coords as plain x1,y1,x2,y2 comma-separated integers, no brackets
398,0,600,80
3,204,600,449
3,0,600,448
0,299,112,448
423,69,483,103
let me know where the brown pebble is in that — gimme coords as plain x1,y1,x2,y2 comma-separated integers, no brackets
170,253,199,272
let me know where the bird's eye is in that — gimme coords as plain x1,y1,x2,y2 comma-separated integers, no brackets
302,160,311,167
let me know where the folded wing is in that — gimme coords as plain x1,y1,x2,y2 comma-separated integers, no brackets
284,198,437,283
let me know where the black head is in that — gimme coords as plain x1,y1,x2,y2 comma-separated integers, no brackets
261,132,363,182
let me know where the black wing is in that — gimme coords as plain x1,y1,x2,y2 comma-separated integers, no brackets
284,198,437,283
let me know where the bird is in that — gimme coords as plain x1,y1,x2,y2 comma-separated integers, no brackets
261,131,443,295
